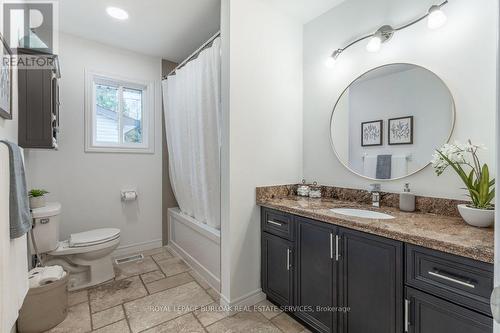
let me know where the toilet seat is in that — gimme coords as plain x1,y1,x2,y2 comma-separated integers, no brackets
49,228,121,256
69,228,120,248
49,237,120,256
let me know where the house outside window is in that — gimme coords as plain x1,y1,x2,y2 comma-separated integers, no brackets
85,70,154,153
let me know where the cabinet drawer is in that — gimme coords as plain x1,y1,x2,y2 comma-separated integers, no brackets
261,208,294,241
406,244,493,316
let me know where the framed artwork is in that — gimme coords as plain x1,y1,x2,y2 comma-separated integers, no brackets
0,33,12,120
361,120,383,146
388,116,413,145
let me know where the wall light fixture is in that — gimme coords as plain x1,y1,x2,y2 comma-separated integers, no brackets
326,1,448,67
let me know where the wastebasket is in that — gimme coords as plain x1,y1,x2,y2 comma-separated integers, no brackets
18,271,69,333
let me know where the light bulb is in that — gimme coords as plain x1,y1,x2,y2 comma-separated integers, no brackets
427,6,447,29
325,49,342,68
366,36,382,53
325,56,337,68
106,7,129,20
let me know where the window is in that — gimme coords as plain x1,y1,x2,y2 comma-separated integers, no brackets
85,71,154,153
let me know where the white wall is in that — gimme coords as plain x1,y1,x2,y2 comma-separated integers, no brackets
26,33,163,251
220,0,303,304
495,3,500,332
303,0,497,199
0,44,22,333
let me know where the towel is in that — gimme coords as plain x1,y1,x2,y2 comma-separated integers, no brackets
0,141,31,239
363,155,377,179
392,155,408,179
376,155,392,179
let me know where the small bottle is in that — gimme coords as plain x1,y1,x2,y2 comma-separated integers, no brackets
400,183,415,212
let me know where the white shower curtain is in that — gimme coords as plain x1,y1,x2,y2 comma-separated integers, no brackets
162,37,221,229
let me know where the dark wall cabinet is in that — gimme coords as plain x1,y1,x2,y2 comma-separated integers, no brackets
260,207,493,333
17,49,60,149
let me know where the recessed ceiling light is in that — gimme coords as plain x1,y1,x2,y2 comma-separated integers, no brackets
106,6,129,20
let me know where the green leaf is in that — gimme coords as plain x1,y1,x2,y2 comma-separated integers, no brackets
479,164,490,205
486,189,495,206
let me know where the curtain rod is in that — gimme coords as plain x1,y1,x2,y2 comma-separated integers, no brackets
163,30,221,79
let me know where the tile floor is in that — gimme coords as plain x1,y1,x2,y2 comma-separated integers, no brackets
45,246,310,333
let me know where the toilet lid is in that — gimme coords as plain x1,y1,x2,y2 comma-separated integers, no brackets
69,228,120,247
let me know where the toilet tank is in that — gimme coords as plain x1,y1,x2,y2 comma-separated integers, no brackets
30,202,62,253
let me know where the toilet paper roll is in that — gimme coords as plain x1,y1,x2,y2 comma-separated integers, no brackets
39,265,65,285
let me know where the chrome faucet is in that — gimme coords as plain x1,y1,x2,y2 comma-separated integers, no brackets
369,184,381,208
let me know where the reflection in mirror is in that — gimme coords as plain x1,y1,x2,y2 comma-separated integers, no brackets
330,64,455,180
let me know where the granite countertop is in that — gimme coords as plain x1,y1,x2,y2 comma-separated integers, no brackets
257,195,494,263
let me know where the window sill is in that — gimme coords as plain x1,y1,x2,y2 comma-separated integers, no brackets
85,145,155,154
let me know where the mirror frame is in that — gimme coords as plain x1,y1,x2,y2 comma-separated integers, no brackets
329,63,456,181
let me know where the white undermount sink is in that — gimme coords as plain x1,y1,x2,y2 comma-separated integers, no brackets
330,208,395,220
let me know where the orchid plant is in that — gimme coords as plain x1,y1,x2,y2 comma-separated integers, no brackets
432,140,495,209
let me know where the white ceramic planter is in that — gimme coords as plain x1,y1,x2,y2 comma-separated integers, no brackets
457,204,494,228
29,196,46,209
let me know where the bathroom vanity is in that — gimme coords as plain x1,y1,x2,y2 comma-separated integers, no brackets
258,189,494,333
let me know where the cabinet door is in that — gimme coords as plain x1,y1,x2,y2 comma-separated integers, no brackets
406,287,492,333
338,228,403,333
296,217,337,333
18,66,54,148
262,232,293,306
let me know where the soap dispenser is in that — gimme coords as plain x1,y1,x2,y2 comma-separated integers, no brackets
399,183,415,212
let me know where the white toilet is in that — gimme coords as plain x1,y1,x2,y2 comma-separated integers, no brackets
30,202,120,290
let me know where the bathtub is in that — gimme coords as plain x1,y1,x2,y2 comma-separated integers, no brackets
167,208,220,291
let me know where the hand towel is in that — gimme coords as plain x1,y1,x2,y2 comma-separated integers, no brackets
392,155,408,179
363,155,377,179
376,155,392,179
0,140,31,239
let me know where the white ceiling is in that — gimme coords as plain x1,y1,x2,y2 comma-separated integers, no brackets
58,0,344,62
59,0,220,62
268,0,346,23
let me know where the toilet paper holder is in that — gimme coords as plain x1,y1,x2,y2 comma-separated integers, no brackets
121,190,137,201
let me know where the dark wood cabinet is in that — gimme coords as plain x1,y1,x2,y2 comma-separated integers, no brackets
17,49,60,149
260,207,493,333
261,232,294,306
406,287,492,333
338,228,403,333
295,216,338,333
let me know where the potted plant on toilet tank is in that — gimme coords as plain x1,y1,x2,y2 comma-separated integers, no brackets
432,140,495,227
28,189,49,209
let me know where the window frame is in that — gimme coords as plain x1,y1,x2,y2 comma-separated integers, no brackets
85,70,155,153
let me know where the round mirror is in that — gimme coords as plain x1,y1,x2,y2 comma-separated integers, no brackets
330,63,455,180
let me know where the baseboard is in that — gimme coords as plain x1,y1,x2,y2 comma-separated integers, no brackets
220,288,266,309
112,239,163,258
167,243,221,292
